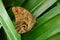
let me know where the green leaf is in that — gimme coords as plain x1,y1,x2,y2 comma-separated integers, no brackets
33,0,57,18
0,0,21,40
2,0,25,8
47,33,60,40
35,14,60,40
22,0,45,12
33,4,60,29
21,4,60,40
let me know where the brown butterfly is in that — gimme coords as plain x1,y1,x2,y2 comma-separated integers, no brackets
12,6,36,34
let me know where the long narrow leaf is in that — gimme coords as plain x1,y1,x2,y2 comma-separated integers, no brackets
0,0,21,40
22,0,45,12
35,14,60,40
47,33,60,40
33,4,60,29
33,0,57,18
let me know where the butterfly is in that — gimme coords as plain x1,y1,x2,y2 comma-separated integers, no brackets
12,6,36,34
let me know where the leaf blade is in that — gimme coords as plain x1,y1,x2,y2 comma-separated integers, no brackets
33,0,57,18
22,0,45,12
0,0,21,40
